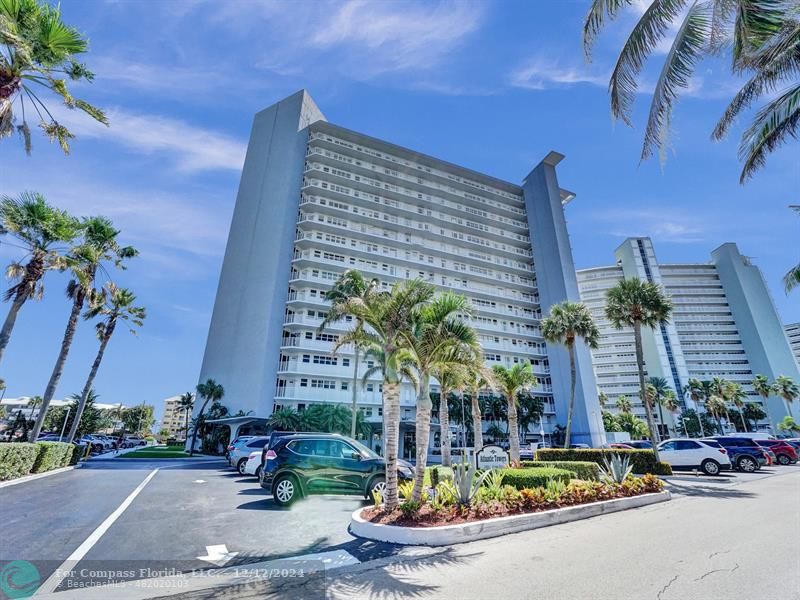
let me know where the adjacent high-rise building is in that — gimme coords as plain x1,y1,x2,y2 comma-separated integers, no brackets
197,90,604,456
577,238,800,432
786,322,800,369
161,396,190,440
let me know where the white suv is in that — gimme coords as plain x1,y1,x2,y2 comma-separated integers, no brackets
657,438,732,475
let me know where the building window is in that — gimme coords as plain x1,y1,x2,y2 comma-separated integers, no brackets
366,384,374,392
342,358,350,367
341,382,349,391
300,379,308,387
302,355,310,363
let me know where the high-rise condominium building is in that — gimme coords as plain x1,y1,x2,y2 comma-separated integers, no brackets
197,90,604,456
161,396,190,440
577,238,799,433
786,322,800,369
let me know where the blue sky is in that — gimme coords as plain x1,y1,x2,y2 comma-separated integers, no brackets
1,0,797,417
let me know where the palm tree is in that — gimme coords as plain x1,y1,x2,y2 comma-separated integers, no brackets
27,395,42,423
431,365,467,470
705,396,728,434
752,374,774,428
333,278,434,510
0,192,80,364
267,406,301,431
464,362,495,452
61,283,145,443
321,270,379,438
615,395,632,414
0,0,107,153
598,391,608,409
583,0,799,183
726,382,750,432
177,392,194,440
492,361,537,463
605,278,673,461
785,206,800,293
772,375,799,417
777,416,800,435
647,377,671,434
540,301,600,448
660,389,680,414
38,217,137,438
190,379,225,455
403,291,478,498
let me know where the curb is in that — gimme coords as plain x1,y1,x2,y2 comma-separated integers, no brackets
0,464,82,489
350,490,671,546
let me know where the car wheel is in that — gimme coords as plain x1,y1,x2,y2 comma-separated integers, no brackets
237,459,248,475
273,475,299,507
255,465,262,479
777,454,791,466
366,476,386,500
737,456,757,473
700,459,720,476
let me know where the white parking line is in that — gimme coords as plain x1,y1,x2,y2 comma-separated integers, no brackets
35,468,160,596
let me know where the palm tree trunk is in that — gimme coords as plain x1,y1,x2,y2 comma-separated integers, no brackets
350,348,360,438
739,410,748,433
30,296,83,441
189,397,212,456
0,293,27,365
471,389,483,450
412,376,432,502
564,342,576,448
184,409,190,441
383,380,401,510
440,387,452,467
67,328,113,443
507,393,520,463
633,321,660,462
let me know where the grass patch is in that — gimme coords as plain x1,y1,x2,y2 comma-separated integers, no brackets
119,446,191,459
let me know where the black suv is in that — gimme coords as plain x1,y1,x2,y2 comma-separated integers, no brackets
259,433,414,506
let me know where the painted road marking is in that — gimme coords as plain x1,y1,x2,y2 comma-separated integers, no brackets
196,544,239,566
192,479,206,483
36,549,361,599
35,468,160,596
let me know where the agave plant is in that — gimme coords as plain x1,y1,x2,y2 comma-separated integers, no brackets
601,453,633,484
449,462,495,506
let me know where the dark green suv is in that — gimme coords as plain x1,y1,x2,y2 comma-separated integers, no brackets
259,433,415,506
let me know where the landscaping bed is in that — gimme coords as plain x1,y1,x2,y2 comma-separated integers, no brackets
363,473,664,528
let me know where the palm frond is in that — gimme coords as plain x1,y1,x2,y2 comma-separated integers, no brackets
785,261,800,292
738,83,800,182
583,0,636,57
641,1,712,162
732,0,789,69
610,0,691,125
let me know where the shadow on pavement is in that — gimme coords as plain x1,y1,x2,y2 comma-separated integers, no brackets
665,480,757,499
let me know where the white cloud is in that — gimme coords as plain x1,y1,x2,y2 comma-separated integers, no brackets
589,208,708,243
52,105,246,173
509,57,610,90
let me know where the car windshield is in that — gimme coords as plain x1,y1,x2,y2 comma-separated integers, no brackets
349,439,381,460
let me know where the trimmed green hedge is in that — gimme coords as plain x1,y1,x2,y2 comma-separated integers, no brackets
535,449,672,476
502,467,575,490
31,442,73,473
521,460,602,481
0,443,38,481
69,444,87,465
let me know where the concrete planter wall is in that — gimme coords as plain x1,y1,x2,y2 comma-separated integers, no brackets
351,490,670,546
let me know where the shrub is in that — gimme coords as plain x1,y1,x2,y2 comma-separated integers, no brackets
69,444,87,466
32,442,73,473
535,449,672,475
520,460,601,481
0,443,38,481
501,467,574,490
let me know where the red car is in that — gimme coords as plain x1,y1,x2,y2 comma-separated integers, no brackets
756,440,798,465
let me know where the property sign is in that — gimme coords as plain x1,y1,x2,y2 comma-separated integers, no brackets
475,444,509,470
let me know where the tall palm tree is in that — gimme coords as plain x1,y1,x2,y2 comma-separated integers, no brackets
464,362,495,452
431,365,467,471
645,377,670,441
267,406,301,431
725,382,750,432
660,389,680,414
190,378,225,455
403,291,478,499
37,217,137,439
333,278,434,510
63,283,145,443
177,392,194,440
605,278,673,461
321,270,379,439
0,0,107,153
705,396,728,434
615,394,632,414
598,391,608,409
753,374,774,428
492,361,537,463
540,301,600,448
583,0,799,183
772,375,799,417
0,192,80,364
26,395,41,423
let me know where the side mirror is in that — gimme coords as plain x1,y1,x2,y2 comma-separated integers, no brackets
351,452,362,460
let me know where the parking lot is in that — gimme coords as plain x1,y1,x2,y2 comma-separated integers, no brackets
2,455,798,595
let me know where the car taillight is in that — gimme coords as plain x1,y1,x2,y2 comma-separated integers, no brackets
718,448,727,454
227,445,234,451
265,449,277,460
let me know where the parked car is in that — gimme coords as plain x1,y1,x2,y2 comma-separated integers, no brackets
705,437,766,472
123,436,147,447
229,436,270,474
657,438,731,475
243,451,262,478
260,433,415,506
78,436,105,453
607,443,635,449
569,443,590,449
756,439,797,465
623,440,653,449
